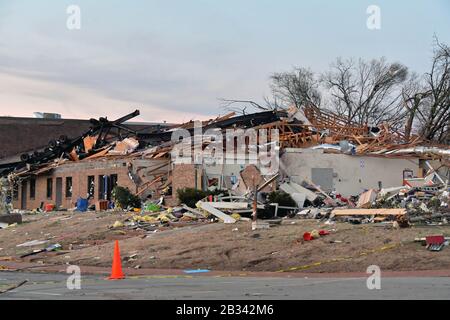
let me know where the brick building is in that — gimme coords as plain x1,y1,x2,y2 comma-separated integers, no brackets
12,158,169,210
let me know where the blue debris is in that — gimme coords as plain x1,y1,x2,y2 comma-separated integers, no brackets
183,269,210,274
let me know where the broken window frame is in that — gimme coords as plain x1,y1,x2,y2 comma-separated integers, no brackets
98,174,106,200
98,174,118,200
111,174,118,190
87,175,95,199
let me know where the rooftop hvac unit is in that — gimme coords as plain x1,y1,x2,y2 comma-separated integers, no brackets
33,112,62,119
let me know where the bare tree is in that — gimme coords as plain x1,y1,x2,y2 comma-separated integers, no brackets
223,37,449,144
417,38,450,143
322,57,408,127
268,67,321,109
401,73,429,141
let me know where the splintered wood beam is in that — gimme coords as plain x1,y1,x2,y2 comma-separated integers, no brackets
332,208,406,216
136,175,164,196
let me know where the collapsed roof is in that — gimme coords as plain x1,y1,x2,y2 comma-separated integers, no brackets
1,109,286,178
2,106,449,181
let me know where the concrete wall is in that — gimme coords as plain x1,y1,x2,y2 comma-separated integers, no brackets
203,155,267,189
204,163,246,182
281,149,419,196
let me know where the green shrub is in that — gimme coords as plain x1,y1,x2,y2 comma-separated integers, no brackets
112,186,141,209
177,188,208,208
176,188,225,208
428,197,441,210
267,191,297,207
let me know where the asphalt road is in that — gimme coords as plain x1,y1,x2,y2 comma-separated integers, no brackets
0,271,450,299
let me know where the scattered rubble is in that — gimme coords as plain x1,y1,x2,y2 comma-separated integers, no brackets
0,105,449,273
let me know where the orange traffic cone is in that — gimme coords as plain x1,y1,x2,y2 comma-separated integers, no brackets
109,240,125,280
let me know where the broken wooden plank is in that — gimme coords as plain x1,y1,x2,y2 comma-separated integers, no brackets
136,175,164,196
305,179,333,200
109,138,140,155
182,205,206,217
83,135,98,153
356,189,378,208
257,173,279,192
153,151,169,159
69,148,79,161
332,208,406,216
197,202,236,223
84,147,111,160
208,202,249,210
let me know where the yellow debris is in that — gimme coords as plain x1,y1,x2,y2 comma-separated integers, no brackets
157,214,171,222
231,213,241,220
112,220,124,228
133,215,158,223
310,230,320,239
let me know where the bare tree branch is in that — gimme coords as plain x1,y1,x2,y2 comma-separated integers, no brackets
267,67,321,110
218,98,271,115
322,57,408,129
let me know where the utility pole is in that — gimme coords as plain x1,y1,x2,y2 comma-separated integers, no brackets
251,176,258,231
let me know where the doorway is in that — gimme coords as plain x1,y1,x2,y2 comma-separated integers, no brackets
311,168,334,192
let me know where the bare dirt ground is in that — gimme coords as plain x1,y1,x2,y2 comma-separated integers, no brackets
1,211,450,273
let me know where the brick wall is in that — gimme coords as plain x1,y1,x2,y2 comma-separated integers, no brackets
13,158,168,210
172,164,198,202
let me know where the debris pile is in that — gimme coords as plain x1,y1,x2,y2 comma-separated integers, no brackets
0,105,448,235
282,169,449,228
415,235,450,252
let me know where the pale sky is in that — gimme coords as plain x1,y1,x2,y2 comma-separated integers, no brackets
0,0,449,122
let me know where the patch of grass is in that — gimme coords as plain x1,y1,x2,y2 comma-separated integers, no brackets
267,191,296,207
177,188,224,208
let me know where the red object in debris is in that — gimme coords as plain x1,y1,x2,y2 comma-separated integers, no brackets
336,194,348,203
426,235,445,246
44,203,55,212
303,232,313,241
208,195,213,202
319,230,330,236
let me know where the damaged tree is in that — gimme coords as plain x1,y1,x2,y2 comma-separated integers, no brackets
322,57,408,128
268,67,322,110
417,38,450,143
267,37,449,144
399,38,450,144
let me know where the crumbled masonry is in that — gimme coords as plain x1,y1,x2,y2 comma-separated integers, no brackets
0,105,449,264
